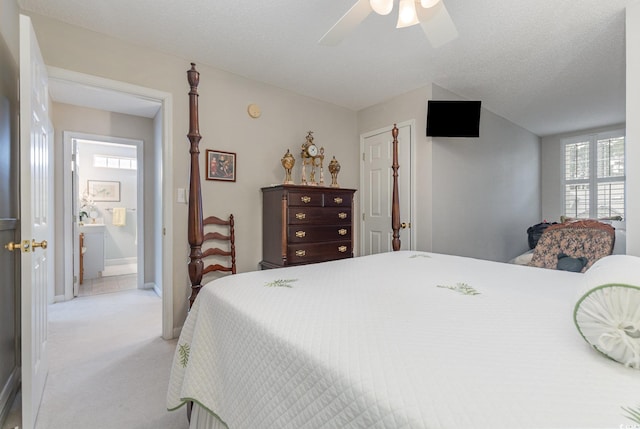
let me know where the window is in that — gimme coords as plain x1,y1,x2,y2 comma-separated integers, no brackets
93,155,137,170
563,130,625,219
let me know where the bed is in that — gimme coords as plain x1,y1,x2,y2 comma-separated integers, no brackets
168,64,640,428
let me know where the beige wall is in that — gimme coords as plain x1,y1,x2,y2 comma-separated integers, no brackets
0,0,18,63
51,102,156,296
27,13,358,329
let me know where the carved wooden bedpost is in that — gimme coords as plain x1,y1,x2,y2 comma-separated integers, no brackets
187,63,204,308
391,124,401,251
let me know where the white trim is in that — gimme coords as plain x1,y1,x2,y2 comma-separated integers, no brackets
62,132,74,301
49,66,174,340
152,283,162,297
105,257,137,266
359,120,417,254
173,327,183,339
161,95,174,340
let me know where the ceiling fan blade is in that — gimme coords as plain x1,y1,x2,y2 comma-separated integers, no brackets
318,0,373,46
417,1,458,48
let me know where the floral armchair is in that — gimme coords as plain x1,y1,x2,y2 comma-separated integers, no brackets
528,220,615,272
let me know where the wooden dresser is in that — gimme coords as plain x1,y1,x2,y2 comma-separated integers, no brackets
261,185,356,269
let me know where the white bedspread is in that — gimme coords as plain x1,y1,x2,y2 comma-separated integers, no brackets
168,251,639,428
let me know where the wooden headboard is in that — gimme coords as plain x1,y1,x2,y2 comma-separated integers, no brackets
185,63,402,308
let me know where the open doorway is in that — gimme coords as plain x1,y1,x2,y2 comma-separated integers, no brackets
69,135,144,297
49,66,176,340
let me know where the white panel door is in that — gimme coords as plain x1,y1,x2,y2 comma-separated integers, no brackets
19,14,52,429
361,123,412,255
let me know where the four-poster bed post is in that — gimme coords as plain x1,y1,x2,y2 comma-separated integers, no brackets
187,63,204,308
391,124,401,251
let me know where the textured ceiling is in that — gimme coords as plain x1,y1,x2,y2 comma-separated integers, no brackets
19,0,630,136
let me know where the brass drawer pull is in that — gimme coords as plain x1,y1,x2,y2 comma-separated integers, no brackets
301,196,311,203
295,231,306,238
295,213,306,220
338,228,347,236
333,197,343,204
338,212,347,219
338,245,347,253
295,250,306,257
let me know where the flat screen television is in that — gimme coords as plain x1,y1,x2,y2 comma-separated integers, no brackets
426,100,481,137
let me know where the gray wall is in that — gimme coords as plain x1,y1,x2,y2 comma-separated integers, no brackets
430,85,541,262
359,84,541,262
51,102,156,297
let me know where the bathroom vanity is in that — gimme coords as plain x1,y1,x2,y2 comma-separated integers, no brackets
79,224,105,281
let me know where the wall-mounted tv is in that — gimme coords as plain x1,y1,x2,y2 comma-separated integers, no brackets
426,100,481,138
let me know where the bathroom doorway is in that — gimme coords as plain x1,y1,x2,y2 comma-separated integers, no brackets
68,133,145,298
69,133,144,296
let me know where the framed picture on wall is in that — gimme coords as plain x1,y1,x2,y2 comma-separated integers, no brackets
206,150,236,182
87,180,121,201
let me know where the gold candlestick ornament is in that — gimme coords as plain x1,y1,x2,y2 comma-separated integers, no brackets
328,156,341,188
281,149,295,184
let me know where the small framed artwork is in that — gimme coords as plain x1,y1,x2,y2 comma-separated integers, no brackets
87,180,121,202
206,150,236,182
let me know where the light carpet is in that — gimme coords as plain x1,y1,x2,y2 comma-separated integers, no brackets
34,289,188,429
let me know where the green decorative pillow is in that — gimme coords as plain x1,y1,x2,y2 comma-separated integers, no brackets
557,253,588,272
574,255,640,369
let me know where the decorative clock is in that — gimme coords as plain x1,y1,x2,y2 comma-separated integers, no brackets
300,131,325,186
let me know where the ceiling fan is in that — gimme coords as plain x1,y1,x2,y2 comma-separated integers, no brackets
319,0,458,48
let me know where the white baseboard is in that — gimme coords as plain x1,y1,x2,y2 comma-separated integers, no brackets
54,294,67,303
151,283,162,297
105,257,137,266
173,326,182,339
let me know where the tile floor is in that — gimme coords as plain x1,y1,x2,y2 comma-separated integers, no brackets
78,273,137,296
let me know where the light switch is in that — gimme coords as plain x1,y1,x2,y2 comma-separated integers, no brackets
177,188,186,203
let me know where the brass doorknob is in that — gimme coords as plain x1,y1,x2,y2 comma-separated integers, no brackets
4,241,21,252
4,240,30,252
401,222,411,229
32,240,48,249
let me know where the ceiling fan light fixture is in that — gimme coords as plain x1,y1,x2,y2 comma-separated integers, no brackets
420,0,440,8
396,0,420,28
370,0,393,15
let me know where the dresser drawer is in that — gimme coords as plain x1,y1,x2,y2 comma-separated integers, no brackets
323,191,353,207
287,241,352,264
288,208,352,225
287,225,351,243
287,191,323,207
